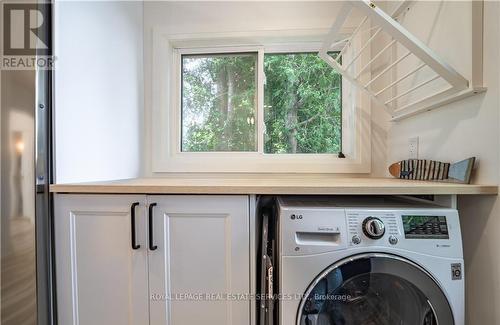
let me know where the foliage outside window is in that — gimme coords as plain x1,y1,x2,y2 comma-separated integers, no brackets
181,53,257,152
180,51,342,154
264,53,341,154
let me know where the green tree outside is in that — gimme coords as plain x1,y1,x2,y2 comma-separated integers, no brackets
264,53,342,154
181,53,257,152
181,52,342,154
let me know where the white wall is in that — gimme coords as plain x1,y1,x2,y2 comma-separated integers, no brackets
459,2,500,322
54,1,143,183
143,1,389,177
386,2,497,175
385,2,500,323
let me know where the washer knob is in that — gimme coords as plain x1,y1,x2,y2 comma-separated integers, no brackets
389,235,398,245
362,217,385,239
352,235,361,245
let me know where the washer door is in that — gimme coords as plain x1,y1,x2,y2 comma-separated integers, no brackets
297,253,454,325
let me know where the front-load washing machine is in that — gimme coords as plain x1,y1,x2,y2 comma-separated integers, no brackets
277,196,464,325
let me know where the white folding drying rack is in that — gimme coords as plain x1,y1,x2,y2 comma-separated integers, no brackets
319,0,486,121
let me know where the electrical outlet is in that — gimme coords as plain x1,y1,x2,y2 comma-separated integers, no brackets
408,137,419,159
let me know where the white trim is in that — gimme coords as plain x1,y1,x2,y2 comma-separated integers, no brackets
471,0,484,88
152,28,371,173
257,49,265,153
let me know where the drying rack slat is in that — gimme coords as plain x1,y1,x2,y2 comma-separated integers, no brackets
318,0,486,121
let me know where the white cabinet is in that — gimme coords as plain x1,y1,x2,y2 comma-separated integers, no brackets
148,196,250,325
54,195,149,325
55,194,250,325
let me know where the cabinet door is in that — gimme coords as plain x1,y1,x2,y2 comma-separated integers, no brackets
148,195,250,325
54,194,149,325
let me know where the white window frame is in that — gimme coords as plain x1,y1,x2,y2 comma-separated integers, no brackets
152,29,371,173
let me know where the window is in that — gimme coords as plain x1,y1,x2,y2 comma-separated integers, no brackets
153,32,371,173
181,53,257,152
263,53,342,154
180,52,342,155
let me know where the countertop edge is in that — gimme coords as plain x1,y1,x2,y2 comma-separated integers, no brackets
49,182,499,195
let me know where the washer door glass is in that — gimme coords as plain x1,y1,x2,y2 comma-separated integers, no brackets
298,253,454,325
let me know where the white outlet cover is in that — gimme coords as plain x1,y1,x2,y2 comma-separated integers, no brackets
408,137,419,159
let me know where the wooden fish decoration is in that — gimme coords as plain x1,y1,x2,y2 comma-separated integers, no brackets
389,157,476,184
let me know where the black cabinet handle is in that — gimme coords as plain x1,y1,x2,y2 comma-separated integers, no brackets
148,203,158,251
131,202,140,250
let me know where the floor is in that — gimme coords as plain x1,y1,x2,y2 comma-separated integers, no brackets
1,217,37,325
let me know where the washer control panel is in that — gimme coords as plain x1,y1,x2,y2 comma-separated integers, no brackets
347,211,400,246
345,209,460,257
278,197,462,258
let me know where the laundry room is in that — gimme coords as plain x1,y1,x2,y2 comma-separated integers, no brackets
0,1,499,325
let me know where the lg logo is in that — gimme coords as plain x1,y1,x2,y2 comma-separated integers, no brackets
290,214,303,220
3,3,51,56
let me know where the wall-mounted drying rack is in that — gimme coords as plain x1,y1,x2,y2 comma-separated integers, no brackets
319,0,486,121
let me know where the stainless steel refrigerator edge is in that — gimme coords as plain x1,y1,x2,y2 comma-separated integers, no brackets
1,1,56,324
35,3,56,324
